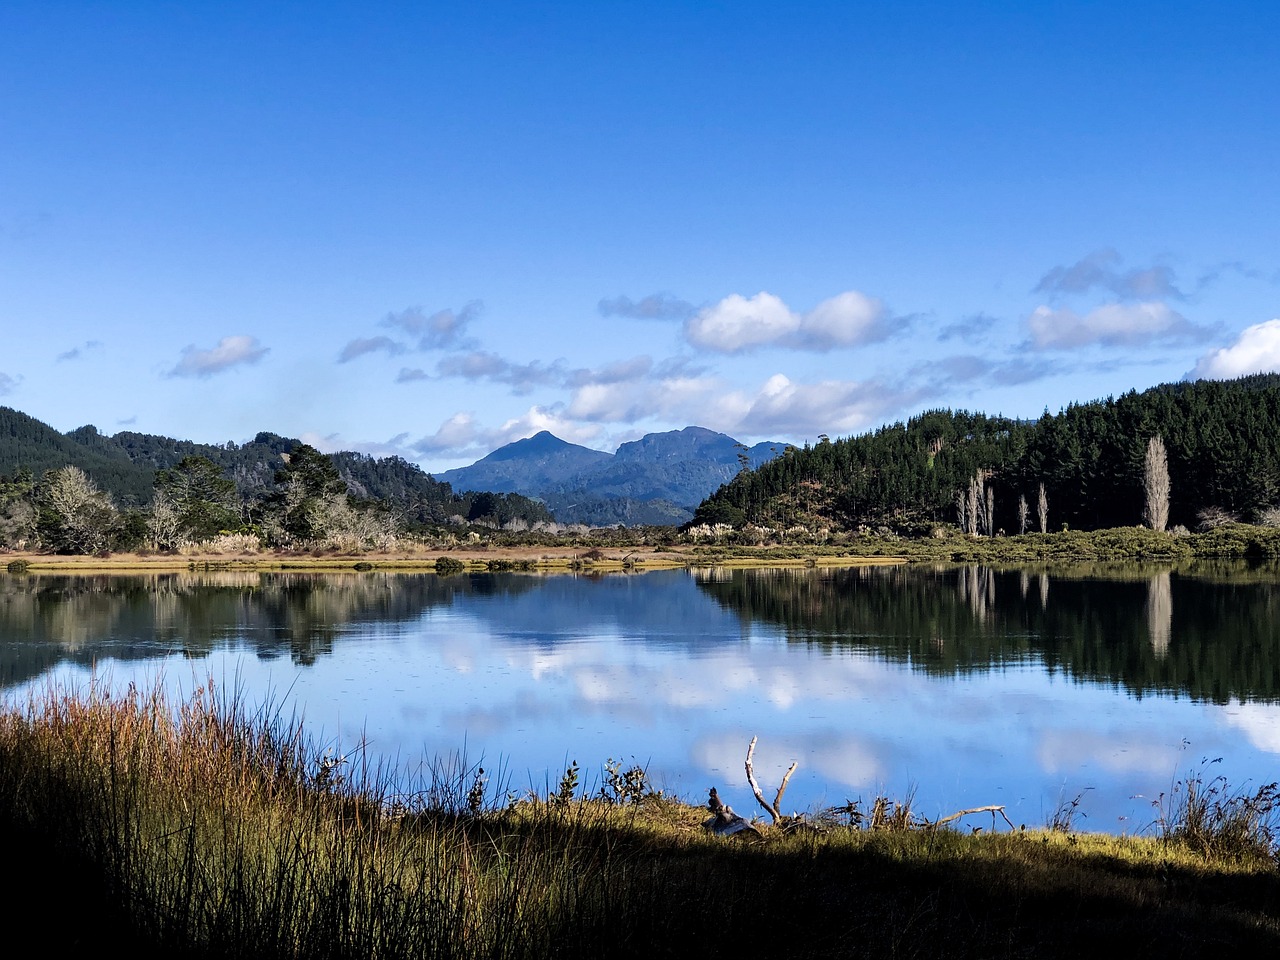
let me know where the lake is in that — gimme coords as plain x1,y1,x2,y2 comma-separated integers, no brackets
3,562,1278,832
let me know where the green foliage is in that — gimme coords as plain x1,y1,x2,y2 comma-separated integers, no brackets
552,759,579,806
697,374,1280,534
2,409,555,554
434,556,466,576
0,467,36,549
155,455,242,541
600,758,651,805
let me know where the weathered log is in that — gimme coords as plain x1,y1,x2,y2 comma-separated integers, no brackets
704,787,760,837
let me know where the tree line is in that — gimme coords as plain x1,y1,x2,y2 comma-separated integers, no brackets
693,374,1280,534
0,406,554,554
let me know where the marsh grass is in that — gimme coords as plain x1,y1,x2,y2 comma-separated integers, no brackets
1152,762,1280,862
3,681,1280,958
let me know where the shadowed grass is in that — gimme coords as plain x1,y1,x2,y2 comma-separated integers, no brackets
2,680,1279,958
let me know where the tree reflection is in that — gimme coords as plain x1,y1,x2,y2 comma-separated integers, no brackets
0,572,540,685
693,564,1280,703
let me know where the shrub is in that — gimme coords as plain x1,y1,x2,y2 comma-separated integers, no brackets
1197,506,1239,531
1257,505,1280,528
434,556,466,576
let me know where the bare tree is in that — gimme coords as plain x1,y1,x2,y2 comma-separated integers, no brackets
1037,482,1049,534
37,465,117,553
1142,434,1170,532
965,476,980,536
146,490,188,551
984,486,995,537
1017,495,1029,535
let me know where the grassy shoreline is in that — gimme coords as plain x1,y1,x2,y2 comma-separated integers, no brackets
7,521,1280,575
2,680,1278,958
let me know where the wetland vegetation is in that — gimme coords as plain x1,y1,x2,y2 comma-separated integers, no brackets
3,679,1279,959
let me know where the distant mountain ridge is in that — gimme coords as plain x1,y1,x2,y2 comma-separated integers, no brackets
0,406,781,527
438,426,785,524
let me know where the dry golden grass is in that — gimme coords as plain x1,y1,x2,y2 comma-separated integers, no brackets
2,678,1279,958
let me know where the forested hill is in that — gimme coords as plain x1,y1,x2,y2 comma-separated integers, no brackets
0,407,551,526
692,375,1280,534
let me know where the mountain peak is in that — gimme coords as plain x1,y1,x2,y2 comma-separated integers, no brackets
485,431,582,462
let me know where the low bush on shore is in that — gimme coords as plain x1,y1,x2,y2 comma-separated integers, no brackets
2,681,1279,958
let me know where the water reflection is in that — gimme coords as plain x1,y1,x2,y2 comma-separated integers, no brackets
1148,572,1172,658
3,564,1280,830
5,565,1280,702
692,564,1280,703
0,573,539,685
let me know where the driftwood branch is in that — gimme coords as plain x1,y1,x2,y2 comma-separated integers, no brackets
931,805,1017,831
745,736,797,824
773,760,798,815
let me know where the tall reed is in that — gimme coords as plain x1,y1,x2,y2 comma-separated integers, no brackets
0,679,669,959
4,680,1279,958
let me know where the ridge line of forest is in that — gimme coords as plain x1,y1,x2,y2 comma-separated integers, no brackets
692,374,1280,536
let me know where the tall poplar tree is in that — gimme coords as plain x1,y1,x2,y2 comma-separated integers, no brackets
1143,435,1170,532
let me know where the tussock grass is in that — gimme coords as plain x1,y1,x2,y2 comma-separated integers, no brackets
2,681,1279,958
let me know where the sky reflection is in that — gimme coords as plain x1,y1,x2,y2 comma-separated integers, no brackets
3,566,1279,833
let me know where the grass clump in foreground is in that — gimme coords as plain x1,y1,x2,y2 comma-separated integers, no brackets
2,684,1280,959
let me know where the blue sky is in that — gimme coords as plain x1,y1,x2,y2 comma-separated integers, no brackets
3,2,1279,472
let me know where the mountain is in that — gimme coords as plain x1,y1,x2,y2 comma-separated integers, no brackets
436,431,613,494
438,426,786,524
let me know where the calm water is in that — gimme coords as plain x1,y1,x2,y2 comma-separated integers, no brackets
3,563,1279,832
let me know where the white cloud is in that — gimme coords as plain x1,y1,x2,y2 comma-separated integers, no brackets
383,301,480,350
413,406,604,460
801,291,890,348
566,374,720,424
937,313,1000,344
0,371,15,395
691,730,885,792
1026,302,1205,350
1219,701,1280,755
909,355,1060,388
685,289,891,353
494,407,603,447
565,355,655,387
725,374,916,437
338,335,404,362
435,351,564,394
1034,249,1184,301
168,335,269,378
597,293,693,321
1191,319,1280,379
56,340,102,362
298,431,344,454
1035,729,1181,777
414,413,483,455
686,291,797,352
562,367,920,441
